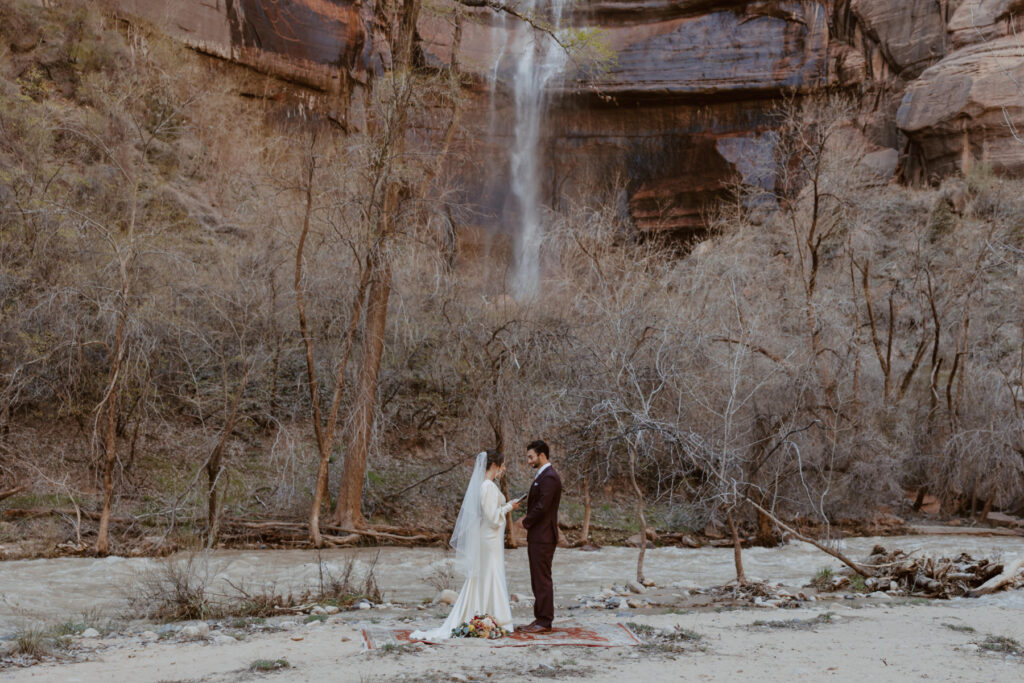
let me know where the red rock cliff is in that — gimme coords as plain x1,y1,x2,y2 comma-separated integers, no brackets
112,0,1024,232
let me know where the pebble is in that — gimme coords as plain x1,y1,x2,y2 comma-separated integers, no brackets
140,631,158,642
627,581,647,594
324,605,340,615
80,628,101,638
279,621,298,630
869,591,891,600
310,606,328,615
357,601,373,610
437,590,459,606
212,634,237,645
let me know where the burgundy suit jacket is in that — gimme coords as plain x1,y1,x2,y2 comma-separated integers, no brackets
522,465,562,545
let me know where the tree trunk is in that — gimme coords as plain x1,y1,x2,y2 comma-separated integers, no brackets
979,494,994,523
755,507,778,547
293,146,329,547
627,444,647,584
95,312,126,556
333,261,392,528
330,0,420,530
728,510,746,584
206,370,247,547
580,474,592,546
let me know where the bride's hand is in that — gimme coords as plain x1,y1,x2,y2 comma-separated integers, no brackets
510,499,521,511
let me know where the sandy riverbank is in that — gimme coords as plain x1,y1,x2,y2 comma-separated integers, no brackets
2,591,1023,682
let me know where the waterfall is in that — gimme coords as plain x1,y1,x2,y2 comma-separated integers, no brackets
498,0,568,299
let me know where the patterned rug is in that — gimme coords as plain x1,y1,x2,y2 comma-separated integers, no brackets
362,622,640,650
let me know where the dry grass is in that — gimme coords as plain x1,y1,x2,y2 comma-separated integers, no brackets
124,551,382,622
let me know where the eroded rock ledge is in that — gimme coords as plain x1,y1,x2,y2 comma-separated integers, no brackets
109,0,1024,233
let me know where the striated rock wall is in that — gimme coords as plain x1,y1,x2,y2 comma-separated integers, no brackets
111,0,1024,232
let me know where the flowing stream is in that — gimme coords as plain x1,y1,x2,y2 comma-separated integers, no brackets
2,534,1022,633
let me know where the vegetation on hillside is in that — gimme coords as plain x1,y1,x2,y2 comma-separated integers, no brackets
1,1,1022,560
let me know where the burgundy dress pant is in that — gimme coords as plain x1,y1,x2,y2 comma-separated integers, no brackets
528,542,556,627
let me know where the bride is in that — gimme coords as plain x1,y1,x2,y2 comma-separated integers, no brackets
411,450,520,641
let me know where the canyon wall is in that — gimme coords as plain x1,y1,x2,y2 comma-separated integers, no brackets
113,0,1024,233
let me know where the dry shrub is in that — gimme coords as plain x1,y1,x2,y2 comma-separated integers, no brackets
125,551,382,621
126,553,216,621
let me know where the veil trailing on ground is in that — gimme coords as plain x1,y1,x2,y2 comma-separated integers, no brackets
450,451,487,579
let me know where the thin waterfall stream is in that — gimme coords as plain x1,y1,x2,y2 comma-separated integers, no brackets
498,0,568,299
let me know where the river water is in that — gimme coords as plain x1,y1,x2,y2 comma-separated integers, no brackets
2,534,1022,633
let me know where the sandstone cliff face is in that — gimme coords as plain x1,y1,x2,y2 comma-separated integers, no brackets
111,0,1024,232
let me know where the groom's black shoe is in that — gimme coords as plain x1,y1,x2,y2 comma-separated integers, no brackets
518,623,552,634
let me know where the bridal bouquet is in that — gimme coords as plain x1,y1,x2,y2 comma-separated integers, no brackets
451,614,509,639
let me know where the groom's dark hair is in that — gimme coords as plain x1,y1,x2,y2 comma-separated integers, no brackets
486,450,505,469
526,439,549,458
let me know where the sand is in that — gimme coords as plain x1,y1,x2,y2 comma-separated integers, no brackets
2,596,1022,683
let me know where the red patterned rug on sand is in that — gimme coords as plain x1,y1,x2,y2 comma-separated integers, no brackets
362,622,640,650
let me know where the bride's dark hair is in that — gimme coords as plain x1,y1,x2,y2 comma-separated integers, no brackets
485,450,505,469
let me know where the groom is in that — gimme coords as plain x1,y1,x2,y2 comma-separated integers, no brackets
516,439,562,634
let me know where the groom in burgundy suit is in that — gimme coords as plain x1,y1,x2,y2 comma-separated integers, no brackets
516,439,562,634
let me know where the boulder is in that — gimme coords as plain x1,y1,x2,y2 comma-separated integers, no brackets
985,511,1024,528
898,36,1024,179
436,589,459,606
625,534,655,549
180,624,207,640
860,148,899,180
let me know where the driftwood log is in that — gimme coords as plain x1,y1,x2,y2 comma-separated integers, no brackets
0,485,27,503
967,557,1024,597
1,507,132,524
851,546,1024,598
220,518,442,545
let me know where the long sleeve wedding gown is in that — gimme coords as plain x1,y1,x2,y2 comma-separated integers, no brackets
410,479,515,641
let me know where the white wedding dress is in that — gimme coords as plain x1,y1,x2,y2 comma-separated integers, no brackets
411,454,515,642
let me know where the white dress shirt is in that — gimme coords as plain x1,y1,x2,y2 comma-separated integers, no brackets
533,462,551,480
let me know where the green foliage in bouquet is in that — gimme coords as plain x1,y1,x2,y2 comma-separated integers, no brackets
451,614,509,639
